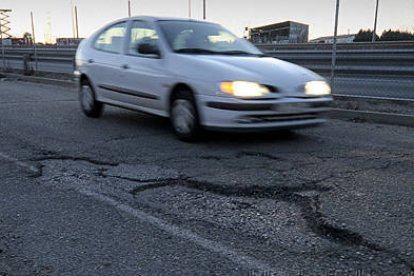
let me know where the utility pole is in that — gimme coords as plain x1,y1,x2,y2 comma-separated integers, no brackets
31,12,36,44
372,0,379,42
70,0,74,38
188,0,192,18
31,12,38,72
128,0,131,17
71,0,75,38
330,0,340,92
203,0,206,20
1,19,4,70
75,5,79,39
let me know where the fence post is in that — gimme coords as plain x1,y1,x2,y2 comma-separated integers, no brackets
331,0,340,93
23,54,34,75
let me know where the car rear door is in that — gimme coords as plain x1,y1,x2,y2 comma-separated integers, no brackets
88,21,128,102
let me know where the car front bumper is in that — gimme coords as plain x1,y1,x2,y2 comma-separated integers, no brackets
197,95,333,131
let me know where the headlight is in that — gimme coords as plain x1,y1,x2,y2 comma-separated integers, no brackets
305,81,331,96
220,81,270,97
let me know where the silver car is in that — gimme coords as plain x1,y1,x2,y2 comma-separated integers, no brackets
75,16,332,141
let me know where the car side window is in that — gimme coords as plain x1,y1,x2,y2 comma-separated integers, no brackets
128,21,159,56
94,22,127,54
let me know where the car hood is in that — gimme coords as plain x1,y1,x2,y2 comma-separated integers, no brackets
169,54,324,94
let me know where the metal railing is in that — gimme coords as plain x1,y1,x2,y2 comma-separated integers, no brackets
1,42,414,100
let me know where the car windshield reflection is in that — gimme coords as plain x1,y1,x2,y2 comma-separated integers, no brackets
158,20,263,56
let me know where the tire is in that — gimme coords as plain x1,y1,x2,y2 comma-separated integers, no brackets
79,80,103,118
170,90,201,142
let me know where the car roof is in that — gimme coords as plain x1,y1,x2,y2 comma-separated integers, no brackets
91,16,219,39
116,15,215,24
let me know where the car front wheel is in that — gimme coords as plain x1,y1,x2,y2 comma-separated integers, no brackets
79,81,103,118
171,93,200,141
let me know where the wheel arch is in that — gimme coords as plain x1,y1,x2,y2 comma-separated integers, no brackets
79,74,98,97
168,83,198,114
79,73,91,85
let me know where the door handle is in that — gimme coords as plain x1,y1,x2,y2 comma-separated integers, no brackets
88,59,94,64
122,64,130,70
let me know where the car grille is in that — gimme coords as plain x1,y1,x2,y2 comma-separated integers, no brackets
237,113,319,124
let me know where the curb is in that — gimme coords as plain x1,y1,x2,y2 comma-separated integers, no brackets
2,73,76,88
329,109,414,127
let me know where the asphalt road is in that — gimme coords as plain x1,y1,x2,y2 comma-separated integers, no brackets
0,79,413,275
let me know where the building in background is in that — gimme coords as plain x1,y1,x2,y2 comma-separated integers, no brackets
310,34,356,44
10,38,30,46
56,38,83,46
0,38,32,46
0,39,12,46
248,21,309,44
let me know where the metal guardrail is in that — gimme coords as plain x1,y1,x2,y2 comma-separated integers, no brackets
2,42,414,75
2,46,76,56
257,47,414,77
1,42,414,100
257,41,414,50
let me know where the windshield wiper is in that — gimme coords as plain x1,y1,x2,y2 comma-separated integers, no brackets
175,48,219,54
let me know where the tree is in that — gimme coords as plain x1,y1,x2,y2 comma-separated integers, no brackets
380,29,414,41
354,28,414,42
22,32,33,45
353,29,379,42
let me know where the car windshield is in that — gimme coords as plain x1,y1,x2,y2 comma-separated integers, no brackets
158,20,264,56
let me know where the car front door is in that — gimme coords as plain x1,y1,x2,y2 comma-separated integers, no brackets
119,20,170,114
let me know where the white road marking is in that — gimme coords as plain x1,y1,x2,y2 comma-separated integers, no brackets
80,189,278,274
0,152,40,173
0,152,279,274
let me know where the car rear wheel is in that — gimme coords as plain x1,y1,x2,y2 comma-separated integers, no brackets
171,91,200,141
80,81,103,118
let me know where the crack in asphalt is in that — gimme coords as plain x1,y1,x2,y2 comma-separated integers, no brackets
127,176,414,271
300,195,414,271
199,155,231,161
25,155,119,179
29,155,119,167
299,195,384,250
128,181,181,194
127,177,332,198
236,151,287,161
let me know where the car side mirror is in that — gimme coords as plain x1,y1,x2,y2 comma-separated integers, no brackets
137,43,160,57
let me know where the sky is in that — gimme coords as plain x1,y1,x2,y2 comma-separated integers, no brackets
1,0,414,43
